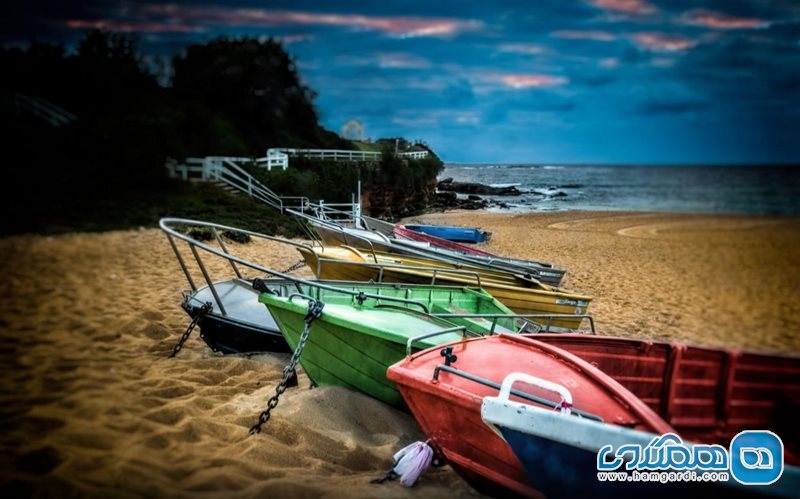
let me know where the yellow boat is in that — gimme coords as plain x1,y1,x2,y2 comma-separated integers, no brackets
296,245,592,330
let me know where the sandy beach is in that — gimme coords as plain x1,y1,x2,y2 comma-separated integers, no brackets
1,210,799,497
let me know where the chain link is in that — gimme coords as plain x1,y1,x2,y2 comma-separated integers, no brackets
281,260,307,274
249,299,324,434
169,302,212,358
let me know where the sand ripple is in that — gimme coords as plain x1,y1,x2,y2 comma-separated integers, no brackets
3,213,798,496
0,229,483,498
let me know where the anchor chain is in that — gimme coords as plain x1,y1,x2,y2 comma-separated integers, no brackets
249,299,325,434
281,260,307,274
169,302,212,358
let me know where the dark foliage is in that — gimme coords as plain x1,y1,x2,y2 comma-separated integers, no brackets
0,30,441,234
172,37,351,152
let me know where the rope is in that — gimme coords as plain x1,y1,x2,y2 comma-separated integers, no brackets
555,398,573,415
168,302,211,358
249,299,325,434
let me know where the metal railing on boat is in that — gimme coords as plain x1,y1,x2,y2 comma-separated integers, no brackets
290,209,556,286
160,218,440,316
309,256,486,289
431,363,603,421
405,326,470,356
431,313,596,335
160,217,594,334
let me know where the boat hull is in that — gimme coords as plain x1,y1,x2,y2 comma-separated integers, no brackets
312,221,565,286
534,334,800,463
482,394,800,498
394,224,495,256
182,280,288,353
387,334,672,497
405,224,490,243
259,285,520,407
181,277,520,355
185,302,289,353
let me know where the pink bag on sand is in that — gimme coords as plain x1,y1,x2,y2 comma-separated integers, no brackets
392,441,433,487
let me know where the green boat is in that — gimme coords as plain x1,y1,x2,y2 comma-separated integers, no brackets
258,282,525,407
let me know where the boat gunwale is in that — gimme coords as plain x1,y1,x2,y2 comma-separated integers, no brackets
390,333,674,434
299,246,591,300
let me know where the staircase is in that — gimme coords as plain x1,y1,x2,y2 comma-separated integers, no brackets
166,156,362,223
169,156,361,223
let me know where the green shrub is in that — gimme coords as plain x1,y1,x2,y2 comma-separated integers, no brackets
221,230,251,244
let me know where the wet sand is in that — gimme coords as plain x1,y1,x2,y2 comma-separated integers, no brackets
1,211,799,497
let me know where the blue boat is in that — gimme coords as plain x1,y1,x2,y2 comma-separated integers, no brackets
404,224,490,243
481,372,800,499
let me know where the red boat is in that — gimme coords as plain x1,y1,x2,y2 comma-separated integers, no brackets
534,334,800,464
386,334,675,497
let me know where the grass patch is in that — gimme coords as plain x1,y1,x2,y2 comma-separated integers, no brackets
0,177,304,238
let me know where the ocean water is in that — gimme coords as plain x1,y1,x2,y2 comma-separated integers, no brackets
441,164,800,216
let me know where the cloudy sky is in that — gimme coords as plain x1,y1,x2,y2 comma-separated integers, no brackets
4,0,799,164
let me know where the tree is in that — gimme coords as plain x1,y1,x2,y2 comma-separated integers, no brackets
67,30,157,114
172,37,325,153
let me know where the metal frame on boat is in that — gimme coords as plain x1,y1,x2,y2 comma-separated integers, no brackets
160,218,595,355
295,245,592,330
292,209,567,286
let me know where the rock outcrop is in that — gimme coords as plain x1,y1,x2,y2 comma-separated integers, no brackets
436,178,521,196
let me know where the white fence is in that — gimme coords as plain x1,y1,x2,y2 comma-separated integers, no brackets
265,147,429,169
401,150,429,160
165,145,430,218
165,156,362,223
166,156,289,211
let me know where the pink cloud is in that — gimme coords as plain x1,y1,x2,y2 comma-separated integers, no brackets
499,74,569,89
335,52,431,69
650,57,676,68
585,0,656,15
64,19,200,33
497,43,546,54
599,57,620,68
135,5,482,37
681,10,769,30
631,32,697,52
377,52,431,69
279,34,315,44
551,30,616,41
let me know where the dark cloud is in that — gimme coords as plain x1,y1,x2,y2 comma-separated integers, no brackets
637,99,709,115
573,73,617,87
770,75,800,94
442,78,476,107
484,92,575,126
